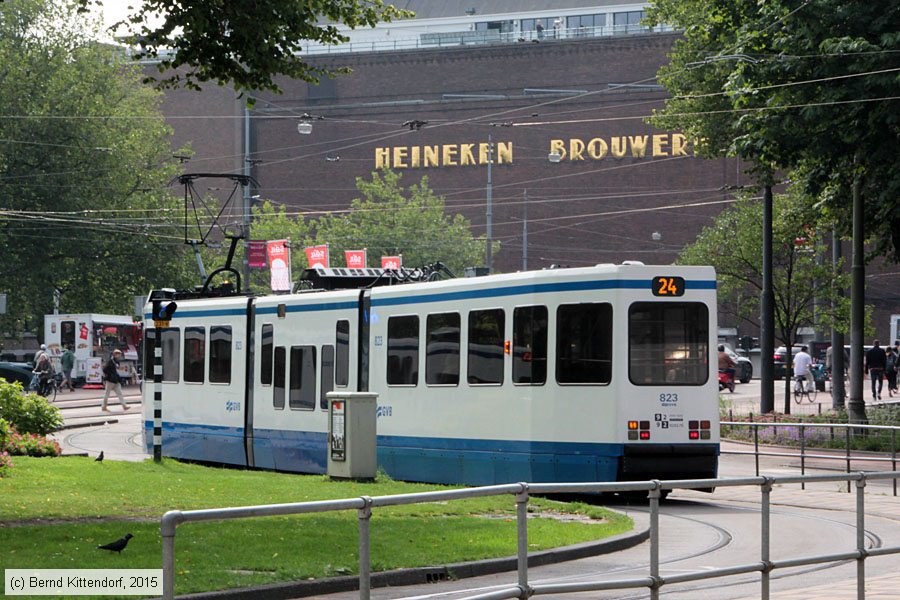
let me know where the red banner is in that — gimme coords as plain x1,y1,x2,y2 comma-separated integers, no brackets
305,244,329,269
248,240,268,268
267,240,292,292
345,249,367,269
381,255,402,270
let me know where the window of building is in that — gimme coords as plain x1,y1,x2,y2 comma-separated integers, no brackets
260,324,273,386
613,10,645,31
320,345,335,409
209,326,232,384
183,327,205,383
557,304,612,384
468,309,504,385
426,312,460,385
273,346,285,409
629,302,709,385
335,320,349,388
566,14,605,31
161,328,181,383
387,315,419,385
289,346,316,410
513,306,548,385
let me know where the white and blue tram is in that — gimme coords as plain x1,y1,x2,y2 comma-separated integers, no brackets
142,263,720,485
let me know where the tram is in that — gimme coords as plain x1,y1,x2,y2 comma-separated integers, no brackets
142,262,719,485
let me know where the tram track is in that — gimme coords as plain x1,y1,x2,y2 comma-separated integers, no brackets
376,496,887,600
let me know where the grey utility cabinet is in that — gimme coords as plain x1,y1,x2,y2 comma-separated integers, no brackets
327,392,378,480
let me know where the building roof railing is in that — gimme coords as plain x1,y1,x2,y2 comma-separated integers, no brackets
136,23,675,64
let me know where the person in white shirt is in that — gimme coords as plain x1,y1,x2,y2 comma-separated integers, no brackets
793,345,814,392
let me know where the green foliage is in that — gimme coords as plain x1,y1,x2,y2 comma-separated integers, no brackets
679,190,851,347
96,0,414,96
0,0,195,338
0,451,11,477
0,417,9,448
313,170,487,276
1,457,633,594
0,381,63,435
646,0,900,259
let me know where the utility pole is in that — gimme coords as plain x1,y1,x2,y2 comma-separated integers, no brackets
831,227,845,408
485,134,493,273
760,184,775,414
522,189,528,271
848,172,866,423
242,107,252,287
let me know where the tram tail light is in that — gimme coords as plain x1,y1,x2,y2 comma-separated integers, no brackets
628,420,651,441
689,419,713,440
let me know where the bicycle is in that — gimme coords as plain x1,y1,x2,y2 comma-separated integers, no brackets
793,374,817,404
30,372,59,402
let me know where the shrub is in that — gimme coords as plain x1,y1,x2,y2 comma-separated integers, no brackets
0,451,11,477
4,428,61,457
0,380,63,435
0,417,9,448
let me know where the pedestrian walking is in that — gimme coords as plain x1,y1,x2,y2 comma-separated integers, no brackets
60,345,76,392
101,349,129,412
864,339,887,401
885,346,897,397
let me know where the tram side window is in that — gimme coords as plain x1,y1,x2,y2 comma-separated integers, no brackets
289,345,316,410
209,326,232,384
320,345,335,409
161,328,181,383
468,309,504,385
183,327,205,383
273,346,286,409
629,302,709,385
557,304,612,384
260,324,273,386
335,320,349,388
144,329,155,379
426,312,460,385
387,315,419,385
513,306,548,385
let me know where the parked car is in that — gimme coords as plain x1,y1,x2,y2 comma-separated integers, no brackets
0,361,34,387
722,344,753,383
773,346,807,380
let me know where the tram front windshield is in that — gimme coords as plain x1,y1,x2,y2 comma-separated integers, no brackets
628,302,709,385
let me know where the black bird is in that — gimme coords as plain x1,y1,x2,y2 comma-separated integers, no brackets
98,533,133,554
95,451,104,462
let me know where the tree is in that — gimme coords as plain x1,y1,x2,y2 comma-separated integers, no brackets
679,191,851,413
313,170,487,276
0,0,194,339
82,0,412,96
645,0,900,256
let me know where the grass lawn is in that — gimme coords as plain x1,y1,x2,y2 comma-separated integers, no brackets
1,456,634,598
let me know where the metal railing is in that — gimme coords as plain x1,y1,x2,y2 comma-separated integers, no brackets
722,420,899,495
160,471,900,600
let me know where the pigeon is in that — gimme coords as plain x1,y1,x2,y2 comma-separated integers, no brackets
98,533,133,554
95,451,104,462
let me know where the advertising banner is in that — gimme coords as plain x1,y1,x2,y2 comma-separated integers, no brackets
381,255,402,270
268,240,292,292
345,249,367,269
248,240,268,268
305,244,329,269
